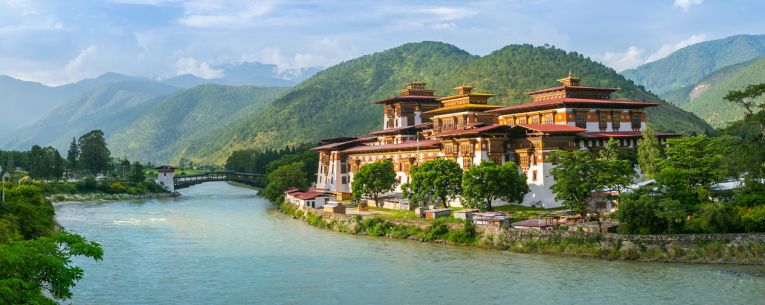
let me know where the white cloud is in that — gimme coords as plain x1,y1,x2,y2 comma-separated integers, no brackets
597,46,645,72
673,0,703,11
415,7,477,21
178,2,276,28
645,34,706,63
598,34,708,71
175,57,224,79
64,46,98,82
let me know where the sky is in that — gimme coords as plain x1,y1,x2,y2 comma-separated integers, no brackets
1,0,764,86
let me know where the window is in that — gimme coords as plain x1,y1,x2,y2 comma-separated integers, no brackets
530,115,540,124
341,176,347,184
612,112,620,131
519,116,527,124
544,114,553,124
598,112,608,131
532,170,538,182
631,112,641,130
575,111,586,128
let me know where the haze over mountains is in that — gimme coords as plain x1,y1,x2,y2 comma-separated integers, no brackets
623,34,765,128
0,62,317,139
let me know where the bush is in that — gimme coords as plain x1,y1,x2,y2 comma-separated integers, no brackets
698,203,741,233
109,182,126,194
446,219,477,245
740,205,765,232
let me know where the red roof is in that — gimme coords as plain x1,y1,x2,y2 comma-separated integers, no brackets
368,122,432,136
512,219,554,227
341,140,441,153
524,85,619,95
488,98,658,114
516,124,586,133
432,124,512,137
292,192,328,200
284,187,300,194
372,95,441,104
576,131,680,138
312,136,376,151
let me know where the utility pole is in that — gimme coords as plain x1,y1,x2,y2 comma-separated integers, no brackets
1,167,8,203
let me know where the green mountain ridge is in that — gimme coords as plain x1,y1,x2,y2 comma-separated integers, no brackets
679,56,765,128
622,34,765,97
175,41,712,165
108,85,289,163
2,80,179,151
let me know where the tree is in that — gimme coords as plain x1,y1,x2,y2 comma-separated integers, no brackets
637,125,662,179
78,130,111,175
659,135,725,189
129,162,146,183
66,137,79,170
549,150,606,215
0,232,103,304
462,161,528,211
351,160,397,208
598,138,636,193
724,83,765,140
261,162,309,202
405,159,462,208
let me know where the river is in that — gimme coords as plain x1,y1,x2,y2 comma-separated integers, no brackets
55,182,765,305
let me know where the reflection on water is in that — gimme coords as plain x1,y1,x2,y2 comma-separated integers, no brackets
56,182,765,305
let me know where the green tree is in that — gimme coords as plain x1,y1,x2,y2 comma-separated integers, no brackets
261,162,309,202
724,82,765,139
461,161,528,211
549,150,606,214
405,158,462,208
129,162,146,183
0,232,103,304
637,125,662,179
598,138,636,192
659,135,725,191
351,160,398,208
66,137,79,170
78,130,111,175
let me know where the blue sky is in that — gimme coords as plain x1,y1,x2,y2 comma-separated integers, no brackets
1,0,763,85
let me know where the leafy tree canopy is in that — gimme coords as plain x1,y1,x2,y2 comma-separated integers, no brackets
351,160,398,208
404,158,462,208
461,161,528,211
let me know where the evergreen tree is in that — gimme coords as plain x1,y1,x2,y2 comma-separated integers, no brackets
78,130,111,175
66,137,79,170
637,125,662,179
129,162,146,183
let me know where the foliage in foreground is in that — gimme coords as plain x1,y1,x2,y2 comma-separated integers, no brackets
0,185,103,304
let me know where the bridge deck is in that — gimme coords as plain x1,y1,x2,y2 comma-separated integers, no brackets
173,171,264,189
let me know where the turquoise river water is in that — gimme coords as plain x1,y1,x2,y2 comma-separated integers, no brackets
55,182,765,305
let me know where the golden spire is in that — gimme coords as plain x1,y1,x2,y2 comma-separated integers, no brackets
558,71,581,86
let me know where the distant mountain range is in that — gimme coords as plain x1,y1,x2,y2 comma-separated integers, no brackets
623,34,765,128
0,62,319,139
174,42,713,165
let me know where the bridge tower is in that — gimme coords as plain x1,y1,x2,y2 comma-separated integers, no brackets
155,165,175,192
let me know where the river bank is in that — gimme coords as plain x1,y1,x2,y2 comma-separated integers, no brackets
277,202,765,265
49,191,179,203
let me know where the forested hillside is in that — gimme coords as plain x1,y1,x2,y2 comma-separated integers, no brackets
178,42,712,165
678,56,765,128
3,80,178,151
109,85,289,162
623,34,765,96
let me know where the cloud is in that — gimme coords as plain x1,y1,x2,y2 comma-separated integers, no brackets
597,46,645,71
673,0,703,11
645,34,706,62
415,7,477,21
64,46,98,82
175,57,224,79
598,34,708,71
178,2,276,28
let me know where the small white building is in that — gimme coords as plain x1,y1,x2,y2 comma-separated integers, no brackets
155,165,175,192
284,189,331,209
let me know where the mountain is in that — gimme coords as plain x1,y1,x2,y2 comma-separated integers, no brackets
0,73,143,138
162,62,320,88
2,80,179,151
622,34,765,97
108,85,289,163
175,42,713,165
676,56,765,128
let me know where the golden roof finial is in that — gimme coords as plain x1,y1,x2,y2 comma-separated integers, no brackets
558,71,581,86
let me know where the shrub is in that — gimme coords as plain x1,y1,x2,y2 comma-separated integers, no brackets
698,203,741,233
109,182,126,194
740,205,765,232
